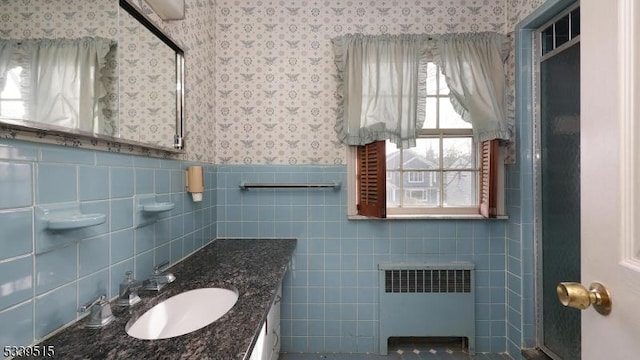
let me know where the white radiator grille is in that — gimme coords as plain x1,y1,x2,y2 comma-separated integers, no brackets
384,269,472,293
378,262,476,355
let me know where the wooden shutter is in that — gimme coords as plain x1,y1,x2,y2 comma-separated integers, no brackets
357,141,386,218
479,139,498,218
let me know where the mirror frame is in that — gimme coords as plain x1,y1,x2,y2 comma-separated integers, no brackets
0,0,185,153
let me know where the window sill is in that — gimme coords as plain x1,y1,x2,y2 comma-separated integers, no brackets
347,214,509,221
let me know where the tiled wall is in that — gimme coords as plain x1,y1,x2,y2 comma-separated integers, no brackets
0,0,545,357
505,0,548,358
0,139,216,351
216,165,509,353
213,1,528,355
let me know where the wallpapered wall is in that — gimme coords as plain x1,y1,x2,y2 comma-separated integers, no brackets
0,0,546,166
510,0,548,25
214,0,510,165
130,0,217,163
118,7,177,147
0,0,118,39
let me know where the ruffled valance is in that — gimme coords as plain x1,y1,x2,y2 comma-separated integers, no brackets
331,31,510,146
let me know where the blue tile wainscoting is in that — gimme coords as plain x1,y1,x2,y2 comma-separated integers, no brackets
0,141,517,356
0,139,217,350
216,165,510,354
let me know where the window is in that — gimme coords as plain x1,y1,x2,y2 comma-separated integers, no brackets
0,67,27,119
349,63,503,219
407,172,425,184
540,5,580,57
0,38,113,133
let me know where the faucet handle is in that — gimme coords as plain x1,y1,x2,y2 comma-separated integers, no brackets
79,294,115,328
118,271,142,307
145,261,175,291
79,294,107,313
124,270,136,283
153,260,170,274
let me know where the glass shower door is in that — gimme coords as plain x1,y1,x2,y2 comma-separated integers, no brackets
539,41,581,359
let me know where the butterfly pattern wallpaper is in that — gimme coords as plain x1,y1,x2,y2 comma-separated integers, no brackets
209,0,548,165
118,6,177,148
214,0,510,165
0,0,548,164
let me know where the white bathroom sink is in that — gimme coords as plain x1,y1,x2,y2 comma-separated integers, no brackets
126,288,238,340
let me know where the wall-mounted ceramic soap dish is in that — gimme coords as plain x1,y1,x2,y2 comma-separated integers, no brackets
142,202,175,213
135,195,175,228
39,204,106,230
47,213,106,230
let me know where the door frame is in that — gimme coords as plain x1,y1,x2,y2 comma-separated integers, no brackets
514,0,579,355
533,6,581,358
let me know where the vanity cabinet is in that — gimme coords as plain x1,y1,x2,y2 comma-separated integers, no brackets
249,284,282,360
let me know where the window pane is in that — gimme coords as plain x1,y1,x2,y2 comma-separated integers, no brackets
443,171,476,207
386,170,401,207
423,97,437,129
570,9,580,39
426,63,450,96
0,67,27,118
407,171,425,183
542,25,554,55
443,137,474,169
426,62,438,95
0,100,27,118
404,138,439,170
401,171,440,207
439,98,470,129
438,70,449,95
555,15,570,48
386,140,401,170
1,67,24,99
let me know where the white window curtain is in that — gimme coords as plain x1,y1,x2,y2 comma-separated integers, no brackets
332,32,510,146
332,34,430,149
434,32,511,142
0,37,113,133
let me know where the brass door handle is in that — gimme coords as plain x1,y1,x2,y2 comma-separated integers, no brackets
557,282,612,315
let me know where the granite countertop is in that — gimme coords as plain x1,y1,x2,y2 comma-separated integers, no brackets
26,239,296,360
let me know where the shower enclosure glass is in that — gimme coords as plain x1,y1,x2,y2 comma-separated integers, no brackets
537,31,581,360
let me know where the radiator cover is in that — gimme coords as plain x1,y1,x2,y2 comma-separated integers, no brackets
378,262,475,355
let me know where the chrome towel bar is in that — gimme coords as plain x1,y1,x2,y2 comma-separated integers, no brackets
239,181,341,190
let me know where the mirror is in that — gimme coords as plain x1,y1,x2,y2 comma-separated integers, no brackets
0,0,184,151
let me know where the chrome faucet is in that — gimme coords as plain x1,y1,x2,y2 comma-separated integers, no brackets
117,271,143,306
144,261,176,291
79,295,115,328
